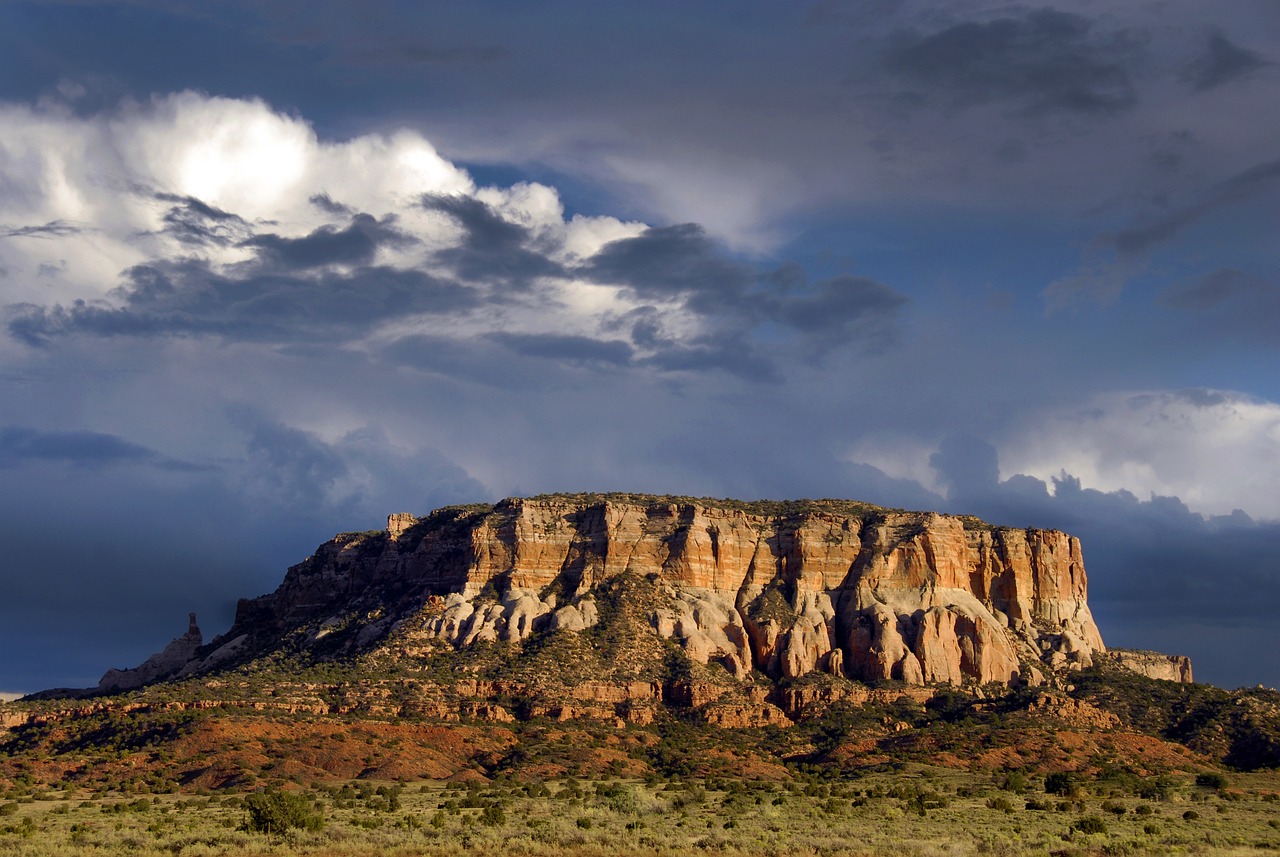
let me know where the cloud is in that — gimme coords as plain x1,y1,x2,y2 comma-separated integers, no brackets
8,255,482,346
1,220,84,239
1182,29,1271,90
579,223,752,306
1159,268,1280,347
487,331,633,367
929,433,999,495
0,426,160,467
420,193,564,288
1106,158,1280,258
242,213,413,269
883,8,1142,115
1044,157,1280,309
227,408,489,520
580,227,909,359
997,389,1280,520
769,274,910,352
152,193,249,247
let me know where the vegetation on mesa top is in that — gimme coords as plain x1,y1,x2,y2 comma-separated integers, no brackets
422,493,1014,533
521,493,900,518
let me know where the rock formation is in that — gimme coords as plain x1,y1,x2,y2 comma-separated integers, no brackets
97,613,202,693
167,495,1130,690
1104,649,1194,683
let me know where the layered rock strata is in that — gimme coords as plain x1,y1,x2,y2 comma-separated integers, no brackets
179,495,1113,689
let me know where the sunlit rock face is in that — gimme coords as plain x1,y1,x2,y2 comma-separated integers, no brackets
186,495,1111,689
1104,649,1194,683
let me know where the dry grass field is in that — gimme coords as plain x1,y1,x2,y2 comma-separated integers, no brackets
2,764,1279,856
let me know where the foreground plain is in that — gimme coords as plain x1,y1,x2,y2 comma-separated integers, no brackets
2,764,1280,856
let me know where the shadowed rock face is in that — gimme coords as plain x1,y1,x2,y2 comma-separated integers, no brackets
178,495,1116,688
97,613,203,693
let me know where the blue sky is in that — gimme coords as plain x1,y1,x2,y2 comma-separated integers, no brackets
1,0,1278,692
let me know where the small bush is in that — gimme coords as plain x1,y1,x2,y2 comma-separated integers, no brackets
1000,772,1027,793
576,817,593,829
1182,810,1200,821
1196,772,1229,790
243,790,323,835
1044,772,1074,796
1072,816,1108,835
986,796,1014,813
479,804,505,827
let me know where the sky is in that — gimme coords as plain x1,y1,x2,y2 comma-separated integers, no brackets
0,0,1277,693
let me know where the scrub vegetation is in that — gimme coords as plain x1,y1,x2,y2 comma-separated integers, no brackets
1,763,1279,856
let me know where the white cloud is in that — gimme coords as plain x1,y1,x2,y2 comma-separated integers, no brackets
1001,389,1280,519
0,91,654,343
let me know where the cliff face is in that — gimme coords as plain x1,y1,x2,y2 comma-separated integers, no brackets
180,495,1113,689
1105,650,1194,683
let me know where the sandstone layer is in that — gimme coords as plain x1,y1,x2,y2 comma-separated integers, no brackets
170,495,1118,690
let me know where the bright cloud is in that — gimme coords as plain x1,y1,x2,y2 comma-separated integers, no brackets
1002,389,1280,519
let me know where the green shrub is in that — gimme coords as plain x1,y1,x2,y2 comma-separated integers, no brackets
1182,810,1200,821
479,803,506,827
1101,799,1127,815
243,789,323,835
1196,772,1229,790
1072,816,1107,835
1044,772,1073,796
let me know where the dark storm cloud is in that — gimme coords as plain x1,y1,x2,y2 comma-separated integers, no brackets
383,333,524,388
1159,268,1280,346
487,331,633,367
8,258,480,345
1182,30,1270,90
580,224,753,308
244,213,413,269
153,193,248,247
420,193,563,287
6,297,245,345
309,193,354,216
769,274,910,351
582,227,909,356
638,331,779,382
883,8,1142,115
0,220,83,239
0,425,158,467
929,433,999,495
1108,158,1280,257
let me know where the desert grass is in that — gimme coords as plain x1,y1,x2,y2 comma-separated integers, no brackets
2,764,1279,856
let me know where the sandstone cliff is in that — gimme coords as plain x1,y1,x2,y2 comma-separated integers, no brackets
173,495,1119,690
1104,649,1194,683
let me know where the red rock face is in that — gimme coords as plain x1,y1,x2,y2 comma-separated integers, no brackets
210,496,1108,688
